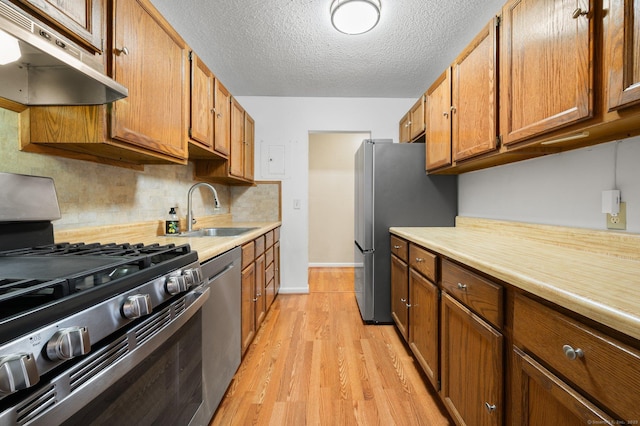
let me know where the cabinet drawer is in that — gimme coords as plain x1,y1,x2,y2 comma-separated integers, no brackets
390,235,408,262
513,294,640,422
409,244,437,282
265,246,273,266
265,263,274,284
255,235,265,257
441,260,503,328
265,230,274,247
241,241,255,269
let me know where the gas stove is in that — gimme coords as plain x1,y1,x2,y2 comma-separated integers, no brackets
0,173,208,425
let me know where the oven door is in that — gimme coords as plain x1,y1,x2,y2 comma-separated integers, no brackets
0,287,209,426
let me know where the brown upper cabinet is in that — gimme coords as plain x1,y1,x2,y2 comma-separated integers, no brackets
230,98,246,178
194,97,255,185
452,19,498,161
244,113,255,181
25,0,189,166
426,70,453,170
398,96,426,143
500,0,595,146
10,0,105,55
426,18,498,172
214,80,232,157
605,0,640,111
399,112,411,143
188,52,230,160
189,52,215,155
409,96,426,141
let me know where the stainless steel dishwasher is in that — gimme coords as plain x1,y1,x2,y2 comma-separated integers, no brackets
190,247,242,425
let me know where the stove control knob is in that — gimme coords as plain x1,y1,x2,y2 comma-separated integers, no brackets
165,275,188,295
122,294,152,319
46,326,91,361
0,353,40,395
184,268,203,286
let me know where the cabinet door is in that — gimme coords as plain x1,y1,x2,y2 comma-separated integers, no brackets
111,0,187,161
410,96,426,140
241,263,256,355
500,0,594,145
189,53,213,150
441,293,503,426
390,254,409,341
426,70,452,170
230,98,245,177
452,19,498,161
409,269,439,390
605,0,640,110
12,0,104,54
213,80,231,156
244,113,255,181
255,254,266,329
274,240,280,294
512,347,615,425
399,113,411,143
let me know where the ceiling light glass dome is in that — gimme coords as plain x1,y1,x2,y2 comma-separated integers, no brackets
330,0,381,35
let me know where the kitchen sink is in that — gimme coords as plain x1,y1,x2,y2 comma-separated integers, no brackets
175,227,258,237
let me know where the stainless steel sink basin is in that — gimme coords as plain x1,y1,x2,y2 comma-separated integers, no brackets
175,227,258,237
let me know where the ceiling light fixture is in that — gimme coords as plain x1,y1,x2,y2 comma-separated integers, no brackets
0,29,21,65
330,0,381,35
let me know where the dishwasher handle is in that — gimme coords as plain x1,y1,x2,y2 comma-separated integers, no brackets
207,263,235,283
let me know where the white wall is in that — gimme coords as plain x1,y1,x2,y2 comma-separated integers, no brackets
459,137,640,232
235,97,414,293
309,132,369,266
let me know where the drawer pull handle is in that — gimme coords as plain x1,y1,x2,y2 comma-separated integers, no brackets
400,298,407,303
562,344,584,360
415,257,424,263
457,282,467,291
393,245,401,249
484,402,497,413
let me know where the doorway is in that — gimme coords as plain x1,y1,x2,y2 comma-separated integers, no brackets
308,131,370,267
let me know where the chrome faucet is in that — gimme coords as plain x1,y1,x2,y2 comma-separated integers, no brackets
187,182,221,232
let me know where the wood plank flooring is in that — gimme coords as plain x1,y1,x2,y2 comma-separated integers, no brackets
210,267,451,425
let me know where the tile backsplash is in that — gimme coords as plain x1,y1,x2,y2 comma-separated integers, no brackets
1,108,279,230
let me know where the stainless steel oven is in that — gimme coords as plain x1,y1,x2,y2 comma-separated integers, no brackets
0,173,210,425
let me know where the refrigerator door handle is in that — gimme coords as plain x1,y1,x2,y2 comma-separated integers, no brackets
355,240,374,254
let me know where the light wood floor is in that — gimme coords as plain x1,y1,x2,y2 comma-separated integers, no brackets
210,267,451,425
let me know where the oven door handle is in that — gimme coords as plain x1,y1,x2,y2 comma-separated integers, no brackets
22,286,210,426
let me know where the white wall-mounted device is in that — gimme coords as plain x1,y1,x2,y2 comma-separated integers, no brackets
602,189,621,216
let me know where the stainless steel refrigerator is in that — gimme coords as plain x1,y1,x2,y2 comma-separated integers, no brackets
354,139,457,323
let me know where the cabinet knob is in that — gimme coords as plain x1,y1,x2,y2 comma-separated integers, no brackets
393,245,401,249
484,402,497,413
562,344,584,360
457,282,467,291
115,46,130,56
572,7,588,19
415,257,424,263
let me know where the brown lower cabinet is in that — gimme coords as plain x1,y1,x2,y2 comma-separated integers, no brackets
389,232,640,425
441,293,503,426
241,227,281,356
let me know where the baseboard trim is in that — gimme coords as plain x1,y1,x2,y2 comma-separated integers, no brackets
308,263,356,268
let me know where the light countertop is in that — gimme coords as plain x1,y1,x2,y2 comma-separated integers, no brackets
55,214,281,263
390,217,640,342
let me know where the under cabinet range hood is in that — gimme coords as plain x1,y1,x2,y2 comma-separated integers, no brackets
0,0,127,106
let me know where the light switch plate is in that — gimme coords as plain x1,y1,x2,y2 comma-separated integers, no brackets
607,202,626,230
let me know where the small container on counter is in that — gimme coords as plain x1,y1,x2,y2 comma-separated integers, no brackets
165,207,180,235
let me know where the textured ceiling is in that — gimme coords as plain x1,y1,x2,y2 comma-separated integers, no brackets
149,0,505,98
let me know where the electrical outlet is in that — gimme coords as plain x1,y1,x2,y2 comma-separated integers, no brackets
607,201,626,230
